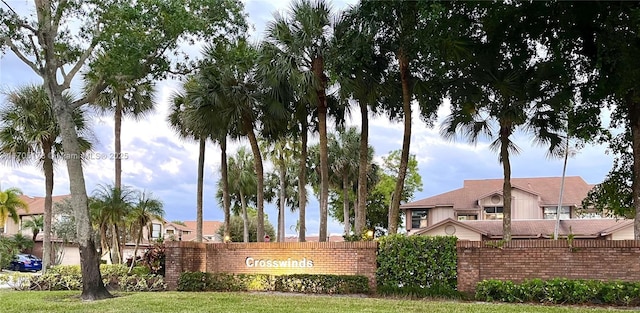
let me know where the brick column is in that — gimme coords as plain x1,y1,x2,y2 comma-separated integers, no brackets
457,241,481,294
165,241,183,290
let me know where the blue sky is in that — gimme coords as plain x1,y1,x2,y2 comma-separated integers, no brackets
0,0,616,236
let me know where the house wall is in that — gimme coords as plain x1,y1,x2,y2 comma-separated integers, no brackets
478,190,541,220
404,210,411,230
421,224,481,241
58,246,81,265
429,207,455,226
511,190,542,219
478,195,503,208
4,217,21,235
611,225,634,240
165,241,378,291
457,240,640,294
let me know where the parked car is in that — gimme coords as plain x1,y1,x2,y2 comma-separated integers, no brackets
9,254,42,272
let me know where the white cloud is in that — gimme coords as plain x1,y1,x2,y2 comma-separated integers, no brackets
160,157,183,175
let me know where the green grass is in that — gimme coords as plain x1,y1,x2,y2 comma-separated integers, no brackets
0,290,630,313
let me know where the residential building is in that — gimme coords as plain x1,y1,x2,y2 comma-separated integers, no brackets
3,194,223,264
182,221,223,242
401,176,605,234
284,235,345,242
414,218,633,240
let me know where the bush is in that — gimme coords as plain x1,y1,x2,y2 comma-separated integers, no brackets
0,235,34,269
177,272,370,294
376,234,458,298
28,264,165,292
118,274,166,291
0,272,34,290
141,242,165,276
475,278,640,306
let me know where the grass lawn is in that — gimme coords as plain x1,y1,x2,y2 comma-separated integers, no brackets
0,290,631,313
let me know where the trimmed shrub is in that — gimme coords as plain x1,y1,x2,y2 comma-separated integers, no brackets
118,274,166,291
476,278,640,306
376,234,458,297
177,272,370,294
28,264,165,292
0,272,34,290
274,274,369,294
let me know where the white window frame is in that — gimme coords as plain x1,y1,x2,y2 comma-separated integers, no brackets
151,223,162,239
543,206,571,220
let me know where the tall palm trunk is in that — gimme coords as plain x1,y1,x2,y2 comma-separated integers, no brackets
313,56,329,242
355,101,369,235
240,189,249,242
111,223,121,264
245,122,265,242
627,92,640,239
278,154,286,242
43,142,54,271
389,51,412,234
298,115,308,242
114,99,123,189
50,92,111,299
499,125,513,241
99,223,109,259
343,173,350,235
128,225,143,273
554,138,570,240
196,137,205,242
220,138,231,242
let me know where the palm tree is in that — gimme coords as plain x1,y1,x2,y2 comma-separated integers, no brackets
441,4,567,241
127,191,164,273
217,147,257,243
198,39,284,242
261,137,298,242
331,6,388,235
263,0,335,241
22,215,44,243
0,84,91,270
327,128,361,235
87,78,154,189
167,78,213,243
358,1,451,234
0,187,28,230
91,184,136,264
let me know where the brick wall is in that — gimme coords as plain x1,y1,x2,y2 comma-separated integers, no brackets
165,241,378,291
457,240,640,293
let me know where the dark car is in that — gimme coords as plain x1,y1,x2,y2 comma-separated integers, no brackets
9,254,42,272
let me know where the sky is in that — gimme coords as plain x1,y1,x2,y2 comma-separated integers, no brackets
0,0,617,237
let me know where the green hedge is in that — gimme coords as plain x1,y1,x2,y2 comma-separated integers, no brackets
177,272,370,294
376,235,458,297
476,278,640,306
28,264,165,291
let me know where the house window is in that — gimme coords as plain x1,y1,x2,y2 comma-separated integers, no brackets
457,214,477,221
411,209,428,228
484,207,503,220
151,223,162,238
544,206,571,220
166,229,174,235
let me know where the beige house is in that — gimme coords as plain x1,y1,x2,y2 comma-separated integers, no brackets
414,218,633,240
3,194,219,265
182,221,222,242
401,176,605,234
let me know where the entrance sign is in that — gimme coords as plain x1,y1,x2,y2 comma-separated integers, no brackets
245,257,314,268
165,241,378,291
